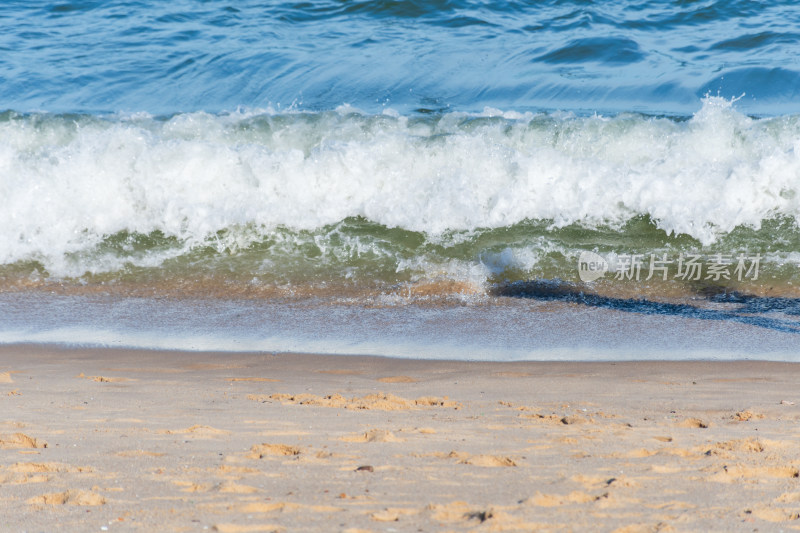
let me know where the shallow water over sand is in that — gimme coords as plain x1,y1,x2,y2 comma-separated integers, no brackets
1,291,798,361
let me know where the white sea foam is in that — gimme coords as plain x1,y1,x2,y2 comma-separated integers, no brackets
1,97,799,277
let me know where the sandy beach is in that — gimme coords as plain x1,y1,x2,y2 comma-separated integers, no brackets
1,344,799,532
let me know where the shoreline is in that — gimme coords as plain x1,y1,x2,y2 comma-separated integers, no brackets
2,345,800,531
5,341,800,367
3,290,800,362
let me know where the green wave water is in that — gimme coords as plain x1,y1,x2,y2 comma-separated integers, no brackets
5,215,799,301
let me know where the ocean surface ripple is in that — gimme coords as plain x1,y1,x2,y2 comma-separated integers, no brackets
1,0,799,115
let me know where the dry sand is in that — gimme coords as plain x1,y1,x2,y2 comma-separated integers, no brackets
1,344,799,532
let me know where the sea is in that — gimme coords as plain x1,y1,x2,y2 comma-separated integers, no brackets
1,0,799,360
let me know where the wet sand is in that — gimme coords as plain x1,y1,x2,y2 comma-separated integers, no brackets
1,345,800,532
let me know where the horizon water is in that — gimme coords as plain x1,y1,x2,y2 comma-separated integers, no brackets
2,0,800,360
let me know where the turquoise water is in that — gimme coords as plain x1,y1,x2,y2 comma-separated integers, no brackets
2,1,799,116
1,1,800,357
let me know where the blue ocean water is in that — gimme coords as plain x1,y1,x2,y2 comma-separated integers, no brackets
2,1,800,358
2,0,799,116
